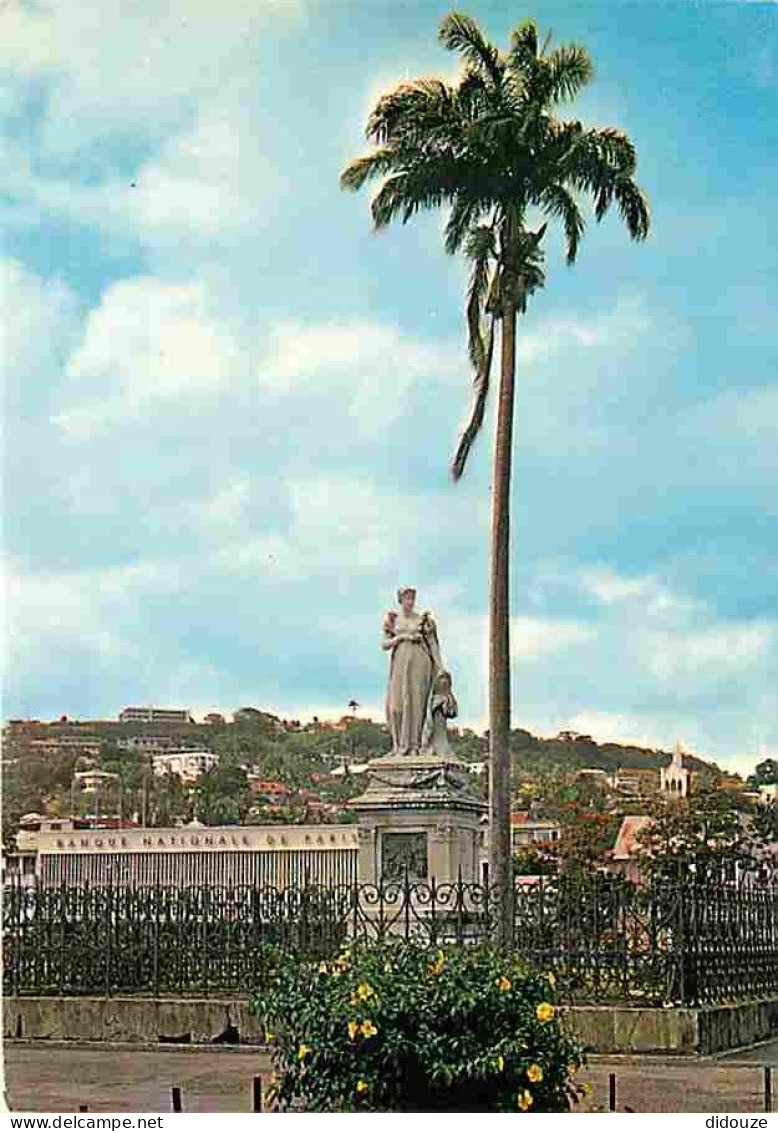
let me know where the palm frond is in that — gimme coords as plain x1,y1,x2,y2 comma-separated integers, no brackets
508,18,539,66
439,11,504,86
451,223,498,480
613,177,651,241
464,224,497,365
370,160,467,229
445,198,484,254
366,79,457,145
339,147,396,192
546,44,594,103
538,182,584,263
506,223,548,311
452,313,495,480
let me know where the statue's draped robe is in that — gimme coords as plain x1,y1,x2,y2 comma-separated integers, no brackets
385,612,440,756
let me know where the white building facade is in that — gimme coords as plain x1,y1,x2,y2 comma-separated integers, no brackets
151,748,219,782
27,824,360,889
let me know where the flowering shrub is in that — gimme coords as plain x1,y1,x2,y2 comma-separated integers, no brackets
251,941,584,1112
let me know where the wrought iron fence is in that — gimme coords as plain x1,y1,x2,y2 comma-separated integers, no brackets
4,875,777,1005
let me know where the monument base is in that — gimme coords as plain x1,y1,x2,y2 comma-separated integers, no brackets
348,753,486,886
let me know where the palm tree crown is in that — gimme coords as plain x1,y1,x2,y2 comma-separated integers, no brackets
341,11,650,474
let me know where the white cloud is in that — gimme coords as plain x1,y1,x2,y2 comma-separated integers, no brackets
2,0,303,152
5,557,178,665
256,320,457,435
443,611,592,694
578,568,697,620
197,481,250,528
516,297,651,367
54,276,240,435
215,533,292,577
579,567,657,606
647,622,776,681
126,115,244,240
0,257,80,395
685,383,778,478
7,109,266,254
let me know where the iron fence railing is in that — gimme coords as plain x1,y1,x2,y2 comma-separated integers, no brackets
4,875,777,1005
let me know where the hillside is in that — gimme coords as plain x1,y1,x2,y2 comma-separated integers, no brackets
2,712,726,846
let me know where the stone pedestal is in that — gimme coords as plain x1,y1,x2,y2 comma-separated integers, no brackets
349,753,486,886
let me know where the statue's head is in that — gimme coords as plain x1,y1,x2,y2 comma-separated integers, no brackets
436,669,452,693
396,586,416,613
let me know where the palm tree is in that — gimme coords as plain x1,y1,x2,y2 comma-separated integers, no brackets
340,10,650,945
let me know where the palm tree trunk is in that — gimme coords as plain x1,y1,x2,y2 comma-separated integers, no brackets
488,283,517,950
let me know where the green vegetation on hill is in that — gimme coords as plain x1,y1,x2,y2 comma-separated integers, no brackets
0,711,733,849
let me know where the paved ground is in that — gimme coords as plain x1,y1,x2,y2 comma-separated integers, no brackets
3,1046,273,1114
2,1043,776,1114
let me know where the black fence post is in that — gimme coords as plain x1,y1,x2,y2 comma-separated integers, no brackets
104,883,113,999
608,1072,617,1112
152,883,160,997
764,1067,773,1114
252,1075,263,1112
171,1085,182,1112
59,884,67,997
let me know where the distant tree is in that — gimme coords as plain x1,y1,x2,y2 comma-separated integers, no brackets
636,788,754,882
750,758,778,787
196,763,251,826
148,772,191,827
554,804,618,874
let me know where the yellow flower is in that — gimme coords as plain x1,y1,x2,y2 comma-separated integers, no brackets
356,981,375,1001
356,1080,369,1096
298,1043,312,1061
428,949,446,975
527,1064,544,1084
545,971,556,988
496,1055,505,1073
360,1019,378,1039
582,1082,593,1097
318,961,329,974
497,975,512,992
347,1020,360,1041
536,1001,555,1023
517,1090,534,1111
264,1030,275,1044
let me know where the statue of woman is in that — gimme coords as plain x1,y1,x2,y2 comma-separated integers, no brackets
421,669,458,759
382,586,441,756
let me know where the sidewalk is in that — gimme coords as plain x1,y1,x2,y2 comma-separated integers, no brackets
2,1043,775,1114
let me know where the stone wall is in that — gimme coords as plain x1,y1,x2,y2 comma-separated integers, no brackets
3,997,263,1046
566,999,778,1055
5,996,778,1054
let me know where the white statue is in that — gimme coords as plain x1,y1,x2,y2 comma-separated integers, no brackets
421,669,458,758
382,586,452,757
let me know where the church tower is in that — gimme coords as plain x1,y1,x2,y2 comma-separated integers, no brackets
660,741,690,798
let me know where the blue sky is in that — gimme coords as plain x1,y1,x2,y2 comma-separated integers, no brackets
3,0,777,773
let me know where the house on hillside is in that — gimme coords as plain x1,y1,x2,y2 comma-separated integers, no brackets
612,765,661,798
607,815,653,883
151,749,219,783
247,777,293,802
